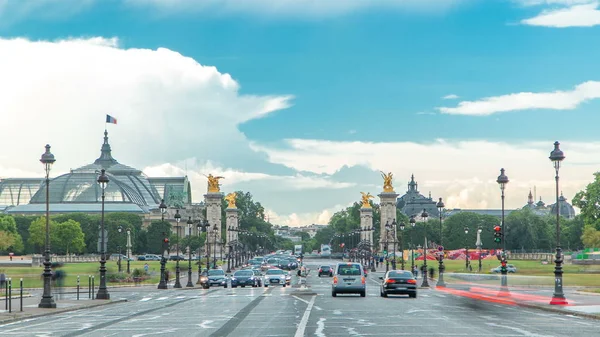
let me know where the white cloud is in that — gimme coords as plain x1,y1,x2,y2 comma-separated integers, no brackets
265,204,347,227
516,0,596,5
442,94,459,100
250,138,598,211
0,0,95,25
521,2,600,27
437,81,600,115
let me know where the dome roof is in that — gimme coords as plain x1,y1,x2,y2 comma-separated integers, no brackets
550,193,576,219
28,130,160,208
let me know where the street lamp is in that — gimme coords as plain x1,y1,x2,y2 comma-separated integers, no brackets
226,226,233,273
399,221,405,270
477,226,483,273
212,224,218,268
159,199,167,221
410,215,416,275
464,226,470,271
421,209,429,288
436,197,446,287
550,141,568,305
158,231,168,289
186,217,194,287
39,144,56,309
384,221,390,272
173,210,182,288
96,169,110,300
126,228,131,274
391,219,398,270
497,168,509,292
117,225,123,273
196,220,208,284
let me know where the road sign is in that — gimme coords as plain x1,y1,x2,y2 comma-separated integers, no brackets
438,246,444,251
97,239,107,253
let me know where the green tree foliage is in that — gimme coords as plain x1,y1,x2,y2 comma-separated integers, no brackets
146,220,172,254
573,172,600,229
28,217,56,253
13,215,36,253
53,213,98,254
0,215,24,253
0,231,15,251
52,219,86,254
581,226,600,248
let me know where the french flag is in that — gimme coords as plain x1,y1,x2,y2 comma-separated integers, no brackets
106,114,117,124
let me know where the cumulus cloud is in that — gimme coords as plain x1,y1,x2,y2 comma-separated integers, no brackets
521,2,600,27
437,81,600,115
250,138,598,210
265,204,348,227
442,94,459,100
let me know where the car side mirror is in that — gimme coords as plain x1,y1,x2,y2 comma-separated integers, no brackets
378,276,383,280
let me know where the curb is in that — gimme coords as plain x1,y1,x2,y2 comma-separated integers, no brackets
515,302,600,321
0,299,128,325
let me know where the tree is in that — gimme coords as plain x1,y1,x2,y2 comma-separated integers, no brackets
581,226,600,248
52,219,86,254
572,172,600,229
146,221,172,254
28,217,59,253
0,215,24,253
441,212,499,250
0,231,15,251
53,213,99,254
13,215,37,254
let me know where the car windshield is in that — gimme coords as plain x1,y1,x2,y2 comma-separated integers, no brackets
320,266,330,270
337,264,361,275
388,271,412,278
266,269,285,275
234,270,253,277
208,270,225,276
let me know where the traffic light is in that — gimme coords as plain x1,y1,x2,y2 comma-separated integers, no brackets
493,225,502,243
500,259,507,273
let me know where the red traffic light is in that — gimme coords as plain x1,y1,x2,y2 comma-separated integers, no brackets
501,260,507,267
163,238,169,243
494,225,501,232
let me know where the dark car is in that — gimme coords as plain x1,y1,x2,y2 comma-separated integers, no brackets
231,270,258,288
318,265,333,277
380,270,417,298
207,269,228,287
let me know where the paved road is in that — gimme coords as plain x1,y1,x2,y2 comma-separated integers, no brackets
2,258,600,336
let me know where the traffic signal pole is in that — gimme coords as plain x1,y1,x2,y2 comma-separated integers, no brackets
158,234,169,289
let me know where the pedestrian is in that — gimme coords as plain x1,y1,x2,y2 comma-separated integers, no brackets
413,265,418,278
429,267,435,279
144,263,149,274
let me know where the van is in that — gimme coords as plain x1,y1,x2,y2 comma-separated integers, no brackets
331,262,366,297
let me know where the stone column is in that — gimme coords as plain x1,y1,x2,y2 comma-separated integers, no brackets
378,192,399,252
204,192,224,260
360,206,373,246
226,208,240,242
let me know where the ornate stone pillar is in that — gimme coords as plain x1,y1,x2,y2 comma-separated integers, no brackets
204,192,223,260
378,171,399,253
360,207,373,243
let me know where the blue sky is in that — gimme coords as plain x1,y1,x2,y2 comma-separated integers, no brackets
1,0,600,226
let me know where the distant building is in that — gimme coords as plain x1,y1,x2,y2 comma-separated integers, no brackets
396,174,439,217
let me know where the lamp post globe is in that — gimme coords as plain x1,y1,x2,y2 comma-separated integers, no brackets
96,169,110,300
173,210,182,288
186,217,194,287
38,144,57,308
436,197,446,287
550,141,568,305
420,209,430,288
496,168,510,292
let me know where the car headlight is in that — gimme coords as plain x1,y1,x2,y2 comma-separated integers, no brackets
200,276,208,282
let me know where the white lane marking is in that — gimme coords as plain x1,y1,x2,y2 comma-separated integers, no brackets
293,295,323,310
486,322,556,337
197,320,214,329
139,297,152,302
294,295,316,337
155,297,169,301
175,296,186,299
315,317,326,337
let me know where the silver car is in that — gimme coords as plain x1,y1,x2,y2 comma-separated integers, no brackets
264,268,287,287
332,263,366,297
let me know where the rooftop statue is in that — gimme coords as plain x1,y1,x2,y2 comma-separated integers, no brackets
225,192,237,208
381,171,395,193
205,174,224,193
360,192,374,208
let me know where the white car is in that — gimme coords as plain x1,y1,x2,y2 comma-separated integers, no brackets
264,268,287,287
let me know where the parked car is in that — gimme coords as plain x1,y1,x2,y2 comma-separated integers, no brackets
491,264,517,273
169,255,186,261
318,265,333,277
137,254,161,261
332,263,366,297
379,270,417,298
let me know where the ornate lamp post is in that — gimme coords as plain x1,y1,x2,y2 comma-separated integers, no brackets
126,228,131,274
38,144,56,309
464,226,470,270
117,225,123,273
159,199,167,221
158,231,168,289
477,226,483,273
410,215,416,275
550,141,568,305
196,220,208,284
212,224,218,268
384,221,390,272
186,217,194,287
399,221,405,270
96,169,110,300
391,219,398,270
421,209,430,288
436,197,446,287
496,168,509,292
173,210,182,288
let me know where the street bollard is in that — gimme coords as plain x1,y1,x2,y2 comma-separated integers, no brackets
8,278,12,313
4,278,7,310
77,276,80,300
88,275,91,299
20,278,23,312
92,276,95,299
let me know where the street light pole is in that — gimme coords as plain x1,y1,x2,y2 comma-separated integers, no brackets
410,215,416,275
186,217,194,287
550,141,568,305
117,226,123,273
126,228,131,274
158,200,168,289
391,219,398,270
173,210,182,288
384,221,390,272
497,168,509,293
421,209,430,288
96,169,110,300
399,221,405,270
38,144,56,309
436,197,446,287
212,225,218,268
464,227,470,270
477,226,483,273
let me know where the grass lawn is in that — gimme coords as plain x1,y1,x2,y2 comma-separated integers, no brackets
0,259,215,288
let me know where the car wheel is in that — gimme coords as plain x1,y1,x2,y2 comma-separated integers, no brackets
283,284,286,287
224,284,228,288
265,284,268,287
360,291,366,297
409,293,417,298
331,291,337,297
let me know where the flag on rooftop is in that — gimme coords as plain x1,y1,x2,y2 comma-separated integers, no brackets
106,114,117,124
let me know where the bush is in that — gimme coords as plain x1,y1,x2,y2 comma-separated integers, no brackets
108,273,128,282
131,268,145,278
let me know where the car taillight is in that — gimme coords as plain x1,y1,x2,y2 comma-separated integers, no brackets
386,279,395,284
407,279,417,284
319,269,322,273
361,277,366,284
333,276,338,284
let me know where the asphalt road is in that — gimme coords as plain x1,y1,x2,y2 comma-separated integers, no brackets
1,258,600,336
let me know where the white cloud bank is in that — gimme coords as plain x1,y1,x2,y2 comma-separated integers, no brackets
437,81,600,115
251,138,599,211
519,1,600,27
